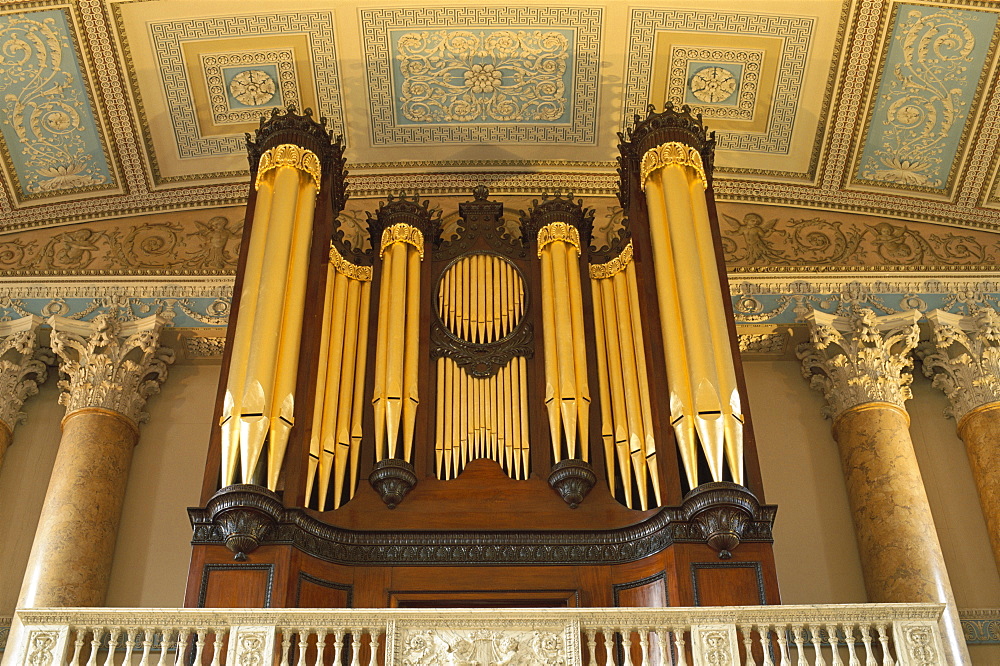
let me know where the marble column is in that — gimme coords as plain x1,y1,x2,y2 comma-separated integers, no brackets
16,313,172,609
799,308,970,666
922,308,1000,574
0,315,49,469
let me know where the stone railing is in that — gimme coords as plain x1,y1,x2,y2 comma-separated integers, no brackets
6,604,945,666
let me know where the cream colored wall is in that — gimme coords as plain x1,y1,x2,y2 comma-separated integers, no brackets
0,379,64,617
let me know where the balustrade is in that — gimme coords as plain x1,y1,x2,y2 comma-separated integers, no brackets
7,604,946,666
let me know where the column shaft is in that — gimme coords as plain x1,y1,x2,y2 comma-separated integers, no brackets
957,404,1000,571
17,408,137,608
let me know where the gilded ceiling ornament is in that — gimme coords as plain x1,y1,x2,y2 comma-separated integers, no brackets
589,241,633,279
379,223,425,260
254,144,322,193
640,142,706,190
228,70,277,107
329,243,372,281
0,315,48,431
49,312,174,424
689,66,737,104
797,308,921,419
535,222,581,257
922,308,1000,423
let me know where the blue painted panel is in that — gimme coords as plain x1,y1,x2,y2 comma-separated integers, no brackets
390,28,575,125
0,10,113,197
222,65,284,110
857,5,998,189
684,62,744,107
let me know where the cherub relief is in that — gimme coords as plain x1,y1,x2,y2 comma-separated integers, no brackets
187,216,243,270
35,228,103,269
722,212,786,265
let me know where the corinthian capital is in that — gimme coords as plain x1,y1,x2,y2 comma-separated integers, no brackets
0,315,49,432
49,313,174,425
797,308,921,419
921,308,1000,423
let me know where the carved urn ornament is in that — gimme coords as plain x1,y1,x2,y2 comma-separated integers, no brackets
205,485,283,560
680,482,767,559
369,458,418,509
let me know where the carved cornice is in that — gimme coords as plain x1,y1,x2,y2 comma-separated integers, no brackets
254,144,322,192
588,241,633,279
189,489,776,566
519,193,595,250
640,142,707,190
367,193,442,255
435,186,525,261
0,315,48,432
49,312,174,425
379,223,425,260
921,308,1000,423
329,244,373,281
798,308,921,419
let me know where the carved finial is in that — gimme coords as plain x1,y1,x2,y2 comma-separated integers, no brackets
798,308,921,419
472,185,489,201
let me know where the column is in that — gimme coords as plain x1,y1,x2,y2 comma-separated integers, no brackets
16,313,172,608
923,308,1000,573
0,315,48,469
799,308,970,666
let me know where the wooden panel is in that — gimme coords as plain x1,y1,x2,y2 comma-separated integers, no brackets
296,572,353,608
198,564,273,608
691,562,765,606
613,572,667,607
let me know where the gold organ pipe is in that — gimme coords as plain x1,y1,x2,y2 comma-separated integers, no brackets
590,278,616,497
659,165,724,481
222,176,274,486
600,277,633,509
499,261,510,337
539,249,562,460
626,261,662,506
332,277,362,509
689,178,744,485
371,244,392,462
644,177,699,490
459,366,469,467
239,164,302,483
612,269,649,509
566,243,590,463
306,261,337,504
383,241,408,460
549,240,579,459
461,256,470,341
402,247,421,462
267,175,317,490
435,356,445,478
485,257,495,342
349,279,371,498
317,270,349,510
518,356,530,477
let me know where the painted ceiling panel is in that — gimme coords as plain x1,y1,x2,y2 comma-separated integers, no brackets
0,8,116,202
853,3,999,193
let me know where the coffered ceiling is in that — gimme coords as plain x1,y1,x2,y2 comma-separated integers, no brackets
0,0,999,235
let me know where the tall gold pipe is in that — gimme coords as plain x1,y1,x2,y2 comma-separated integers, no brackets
613,269,649,509
518,356,530,477
539,249,562,460
485,256,495,342
267,175,317,490
453,360,462,473
371,244,392,462
318,271,349,508
590,279,616,496
383,241,408,459
222,176,274,486
306,261,337,504
500,261,510,337
402,247,421,462
461,257,470,341
688,178,744,484
349,279,371,498
644,177,698,490
566,243,590,463
626,261,661,506
332,278,362,509
435,356,445,477
600,277,633,508
239,165,302,483
459,368,469,467
549,241,580,459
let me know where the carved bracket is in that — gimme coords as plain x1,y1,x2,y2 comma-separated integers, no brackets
369,458,418,509
205,484,283,560
680,482,771,559
548,459,597,509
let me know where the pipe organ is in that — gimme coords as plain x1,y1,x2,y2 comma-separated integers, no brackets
190,105,779,612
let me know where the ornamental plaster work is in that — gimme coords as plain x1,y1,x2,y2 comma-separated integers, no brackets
921,308,1000,421
0,315,48,430
391,618,579,666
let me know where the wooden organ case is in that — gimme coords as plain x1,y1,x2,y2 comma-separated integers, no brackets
186,106,780,611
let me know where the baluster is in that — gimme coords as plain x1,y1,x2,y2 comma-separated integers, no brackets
875,625,893,666
297,629,309,666
350,628,362,666
827,624,843,666
654,628,667,666
191,629,206,666
858,625,876,666
210,628,226,666
105,628,120,666
809,624,826,666
86,627,103,666
70,627,86,666
844,625,860,666
775,625,791,666
586,629,597,665
278,629,291,666
368,628,380,666
175,629,190,666
315,628,328,666
758,625,774,666
638,628,649,665
138,629,153,666
332,629,345,666
157,629,176,666
621,628,633,666
603,628,614,666
741,624,756,666
791,626,807,666
673,626,687,666
123,628,139,666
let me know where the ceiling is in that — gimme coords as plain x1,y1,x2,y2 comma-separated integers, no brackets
0,0,998,237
